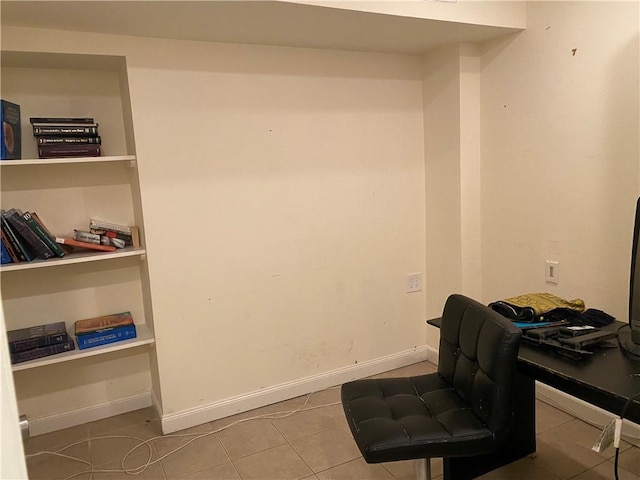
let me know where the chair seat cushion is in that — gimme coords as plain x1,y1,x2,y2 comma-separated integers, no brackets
342,374,498,463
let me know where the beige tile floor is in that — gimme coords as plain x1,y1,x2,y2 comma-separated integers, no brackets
24,361,640,480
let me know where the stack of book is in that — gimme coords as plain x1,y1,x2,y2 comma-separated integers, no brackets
74,312,137,350
30,117,101,159
8,322,75,364
1,208,66,264
72,218,140,250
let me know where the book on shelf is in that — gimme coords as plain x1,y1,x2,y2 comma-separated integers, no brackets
74,311,134,335
1,100,21,160
1,238,12,264
38,144,101,158
1,229,20,263
30,212,73,256
74,230,101,245
89,218,132,236
37,136,101,145
10,340,75,364
76,323,137,350
32,125,99,137
7,321,70,353
55,237,117,252
0,211,35,262
30,117,94,125
21,211,66,257
2,208,54,259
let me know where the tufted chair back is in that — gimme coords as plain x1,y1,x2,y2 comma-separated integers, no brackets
438,294,521,436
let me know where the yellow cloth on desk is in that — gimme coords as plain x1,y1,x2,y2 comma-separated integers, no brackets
503,293,585,316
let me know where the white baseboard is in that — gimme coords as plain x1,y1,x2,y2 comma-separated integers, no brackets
536,382,640,445
28,392,152,437
160,345,429,434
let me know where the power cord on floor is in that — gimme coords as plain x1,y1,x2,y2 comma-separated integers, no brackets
25,388,342,480
614,391,640,480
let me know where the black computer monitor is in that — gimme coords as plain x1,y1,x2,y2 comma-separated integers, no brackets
620,197,640,358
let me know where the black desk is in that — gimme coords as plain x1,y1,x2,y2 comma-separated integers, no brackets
427,318,640,480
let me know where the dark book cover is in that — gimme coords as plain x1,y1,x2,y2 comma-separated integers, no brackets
1,100,21,160
38,144,101,158
8,321,66,342
10,340,75,364
37,136,101,145
74,312,133,336
10,333,70,353
32,125,98,137
0,210,36,262
3,208,54,259
31,212,73,256
1,229,20,263
30,117,94,125
76,324,137,350
1,238,12,264
22,211,66,257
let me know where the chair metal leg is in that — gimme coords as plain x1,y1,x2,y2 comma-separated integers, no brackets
414,458,431,480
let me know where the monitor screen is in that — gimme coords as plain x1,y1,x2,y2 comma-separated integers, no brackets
628,198,640,344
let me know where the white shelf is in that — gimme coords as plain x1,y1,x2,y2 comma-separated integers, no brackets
0,246,146,272
11,324,155,372
0,155,135,166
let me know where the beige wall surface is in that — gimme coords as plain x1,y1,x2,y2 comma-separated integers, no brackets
480,1,640,319
127,40,428,414
3,0,639,433
1,26,427,419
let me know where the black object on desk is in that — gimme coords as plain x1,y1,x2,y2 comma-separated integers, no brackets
427,318,640,480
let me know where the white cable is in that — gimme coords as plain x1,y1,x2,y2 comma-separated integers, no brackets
25,390,342,480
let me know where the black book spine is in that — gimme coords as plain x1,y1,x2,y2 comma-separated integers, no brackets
10,333,71,353
30,117,94,124
3,209,54,259
22,212,66,257
10,340,75,364
38,144,101,158
37,136,101,145
0,212,35,261
32,126,99,137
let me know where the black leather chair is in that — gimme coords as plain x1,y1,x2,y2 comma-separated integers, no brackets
341,294,522,480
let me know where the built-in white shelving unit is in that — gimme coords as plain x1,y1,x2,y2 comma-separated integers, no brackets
1,51,155,426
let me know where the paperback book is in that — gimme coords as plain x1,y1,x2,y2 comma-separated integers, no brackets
10,340,75,364
1,100,21,160
0,211,35,262
2,208,54,259
55,237,116,252
76,324,137,350
7,321,69,353
74,311,134,335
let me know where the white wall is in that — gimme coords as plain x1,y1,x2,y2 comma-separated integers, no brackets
1,27,427,428
480,1,640,319
126,40,428,417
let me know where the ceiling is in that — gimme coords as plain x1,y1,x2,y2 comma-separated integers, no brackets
0,1,522,55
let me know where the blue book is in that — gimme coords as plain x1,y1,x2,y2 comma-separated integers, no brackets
1,100,21,160
76,324,137,350
1,239,12,264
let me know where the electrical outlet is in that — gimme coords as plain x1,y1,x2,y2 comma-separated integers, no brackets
406,273,422,293
545,260,559,284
